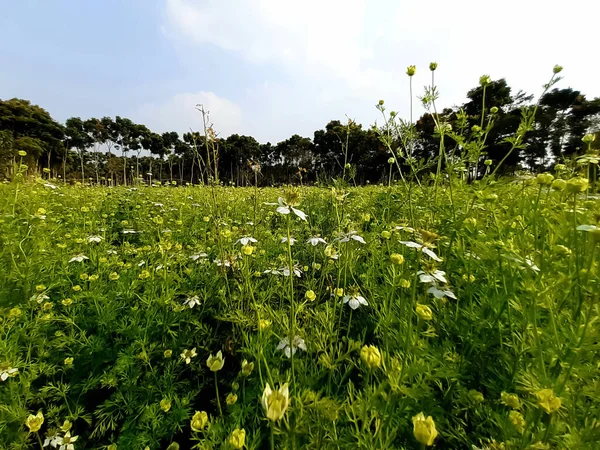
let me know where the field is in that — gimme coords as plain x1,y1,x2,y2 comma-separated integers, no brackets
1,176,599,449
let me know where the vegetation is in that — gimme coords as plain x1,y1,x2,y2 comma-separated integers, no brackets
1,65,599,449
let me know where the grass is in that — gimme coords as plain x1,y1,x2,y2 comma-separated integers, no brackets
1,173,599,449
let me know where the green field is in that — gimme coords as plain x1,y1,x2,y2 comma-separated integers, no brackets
1,177,599,449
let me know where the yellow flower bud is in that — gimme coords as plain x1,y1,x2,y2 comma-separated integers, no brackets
536,173,554,185
64,357,74,366
258,319,272,331
242,244,255,256
241,359,254,377
429,62,438,71
381,230,391,239
228,428,246,449
536,389,561,413
509,410,525,432
164,349,173,358
190,411,208,432
206,350,225,372
551,179,566,191
261,383,290,421
390,253,404,265
566,177,588,193
18,150,27,157
500,391,521,409
412,412,438,446
360,345,382,370
406,65,416,76
415,303,433,321
226,393,238,405
305,290,316,301
160,399,172,412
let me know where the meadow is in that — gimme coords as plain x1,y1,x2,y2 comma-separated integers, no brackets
1,171,599,449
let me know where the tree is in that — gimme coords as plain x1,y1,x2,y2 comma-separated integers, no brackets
64,117,92,182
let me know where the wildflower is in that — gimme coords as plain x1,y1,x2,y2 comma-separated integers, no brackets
343,293,368,310
281,265,302,277
71,285,82,292
307,236,327,246
400,241,442,261
64,357,74,366
429,62,438,71
42,302,54,311
164,349,173,358
509,410,525,432
335,288,344,297
138,270,150,280
226,393,238,405
280,236,296,245
338,231,366,244
206,350,225,371
277,336,307,358
262,383,290,421
87,235,102,243
9,307,22,318
1,363,18,381
269,197,307,221
566,177,588,193
479,75,491,86
180,348,197,364
427,286,457,300
183,295,201,308
189,412,210,435
553,64,563,74
406,65,416,76
469,390,485,403
324,245,339,259
61,298,73,306
241,244,255,256
387,157,395,164
236,236,257,245
25,411,44,432
536,173,554,185
415,303,433,321
418,270,447,284
241,359,254,376
462,274,475,283
68,254,89,263
79,273,89,281
360,345,382,369
551,179,566,191
305,290,317,301
258,319,272,331
44,429,61,448
108,272,119,281
536,389,561,413
412,412,438,446
228,428,246,449
400,279,411,288
56,431,78,450
18,150,27,157
390,253,404,265
500,392,521,409
189,253,208,261
89,274,99,282
490,106,499,114
160,399,172,412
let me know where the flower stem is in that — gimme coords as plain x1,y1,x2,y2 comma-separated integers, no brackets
214,372,223,416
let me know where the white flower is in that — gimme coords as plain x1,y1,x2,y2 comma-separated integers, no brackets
122,229,137,234
418,270,447,284
138,260,146,267
338,231,366,244
106,249,117,255
427,286,457,300
263,268,282,275
68,254,89,263
394,226,415,232
31,293,50,303
236,236,258,245
277,336,307,358
0,366,18,381
184,295,201,308
161,229,172,233
307,236,327,246
153,202,164,207
87,235,102,243
44,183,57,190
56,431,78,450
180,347,197,364
281,265,302,277
43,430,61,447
576,224,598,232
343,294,368,310
268,197,308,221
281,237,296,245
400,241,442,261
190,253,208,261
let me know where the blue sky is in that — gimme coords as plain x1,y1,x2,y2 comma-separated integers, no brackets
1,0,598,144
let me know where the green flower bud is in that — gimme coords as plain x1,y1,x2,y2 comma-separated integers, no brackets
406,65,416,77
553,65,563,74
388,157,395,164
582,133,596,144
360,345,382,369
484,159,493,166
566,177,589,193
490,106,499,114
378,99,384,106
551,179,566,191
429,62,438,71
536,173,554,185
479,75,491,86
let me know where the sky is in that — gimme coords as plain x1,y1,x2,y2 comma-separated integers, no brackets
1,0,598,144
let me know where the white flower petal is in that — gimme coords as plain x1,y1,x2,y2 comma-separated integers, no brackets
291,207,308,221
422,247,442,261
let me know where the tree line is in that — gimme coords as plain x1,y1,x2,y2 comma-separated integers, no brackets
1,77,599,186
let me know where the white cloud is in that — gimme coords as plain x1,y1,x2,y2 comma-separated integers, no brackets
161,0,600,142
132,91,243,138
